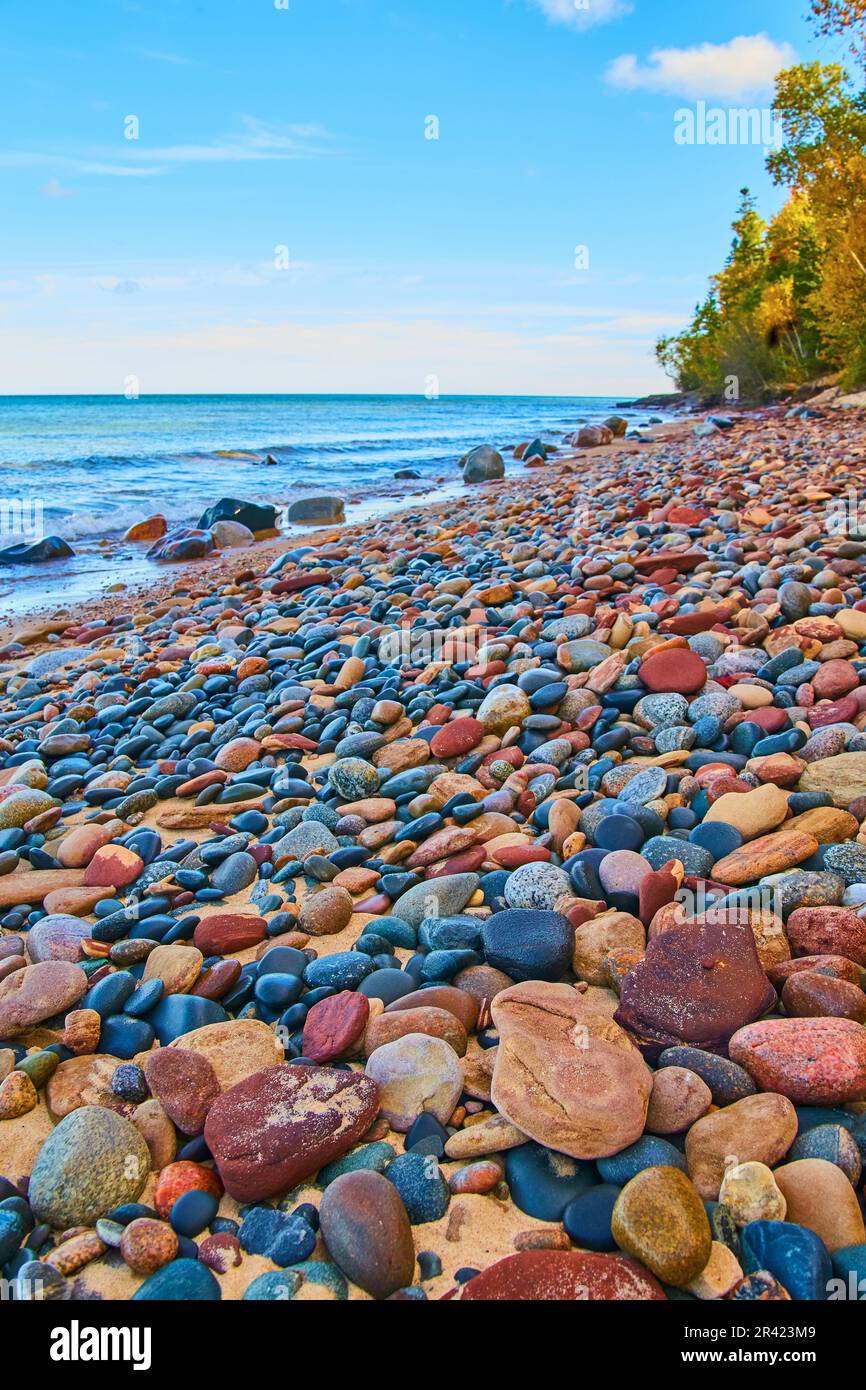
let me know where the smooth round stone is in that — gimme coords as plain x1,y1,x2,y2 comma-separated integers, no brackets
634,694,689,730
562,1184,620,1252
101,1014,155,1059
170,1189,219,1237
639,648,707,696
645,1067,712,1135
503,862,572,911
365,1034,462,1131
688,821,743,860
718,1162,787,1227
146,995,228,1045
318,1170,416,1300
25,915,91,964
357,968,416,1004
304,953,374,992
641,836,714,877
481,909,574,983
29,1106,150,1228
124,979,164,1018
657,1047,757,1106
328,758,379,800
655,726,696,754
739,1220,831,1301
790,1124,862,1184
132,1257,221,1301
384,1152,450,1224
504,1141,597,1221
597,1135,687,1185
594,816,645,853
612,1166,712,1287
82,971,136,1019
619,767,668,805
210,851,258,896
597,850,652,897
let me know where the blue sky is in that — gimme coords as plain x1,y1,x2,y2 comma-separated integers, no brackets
0,0,833,395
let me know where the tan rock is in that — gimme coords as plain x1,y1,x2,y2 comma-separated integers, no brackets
718,1161,787,1226
443,1114,528,1159
799,753,866,809
131,1098,177,1171
686,1242,744,1300
773,1158,866,1253
572,910,646,986
166,1018,283,1091
142,944,203,995
0,1070,37,1120
646,1067,712,1134
490,981,652,1160
704,783,789,839
685,1093,798,1200
785,806,860,845
46,1054,121,1119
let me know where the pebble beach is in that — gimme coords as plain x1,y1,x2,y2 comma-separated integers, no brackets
4,402,866,1304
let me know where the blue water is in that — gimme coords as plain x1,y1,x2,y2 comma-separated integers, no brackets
0,394,658,543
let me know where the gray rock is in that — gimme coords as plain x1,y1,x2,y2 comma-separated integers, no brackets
391,873,480,927
287,496,346,524
461,446,505,483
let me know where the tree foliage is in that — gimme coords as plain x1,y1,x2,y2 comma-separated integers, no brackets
656,23,866,398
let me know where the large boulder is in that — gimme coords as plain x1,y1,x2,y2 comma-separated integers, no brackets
286,496,346,524
460,446,505,483
197,497,278,534
147,527,215,563
0,537,74,565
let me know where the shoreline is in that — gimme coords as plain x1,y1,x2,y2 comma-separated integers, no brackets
0,420,690,650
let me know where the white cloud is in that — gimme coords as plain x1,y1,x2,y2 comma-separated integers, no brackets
606,33,796,100
530,0,632,29
0,117,335,179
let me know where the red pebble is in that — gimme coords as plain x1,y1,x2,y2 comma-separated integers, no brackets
302,990,370,1063
154,1161,223,1220
430,717,485,759
639,647,707,695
